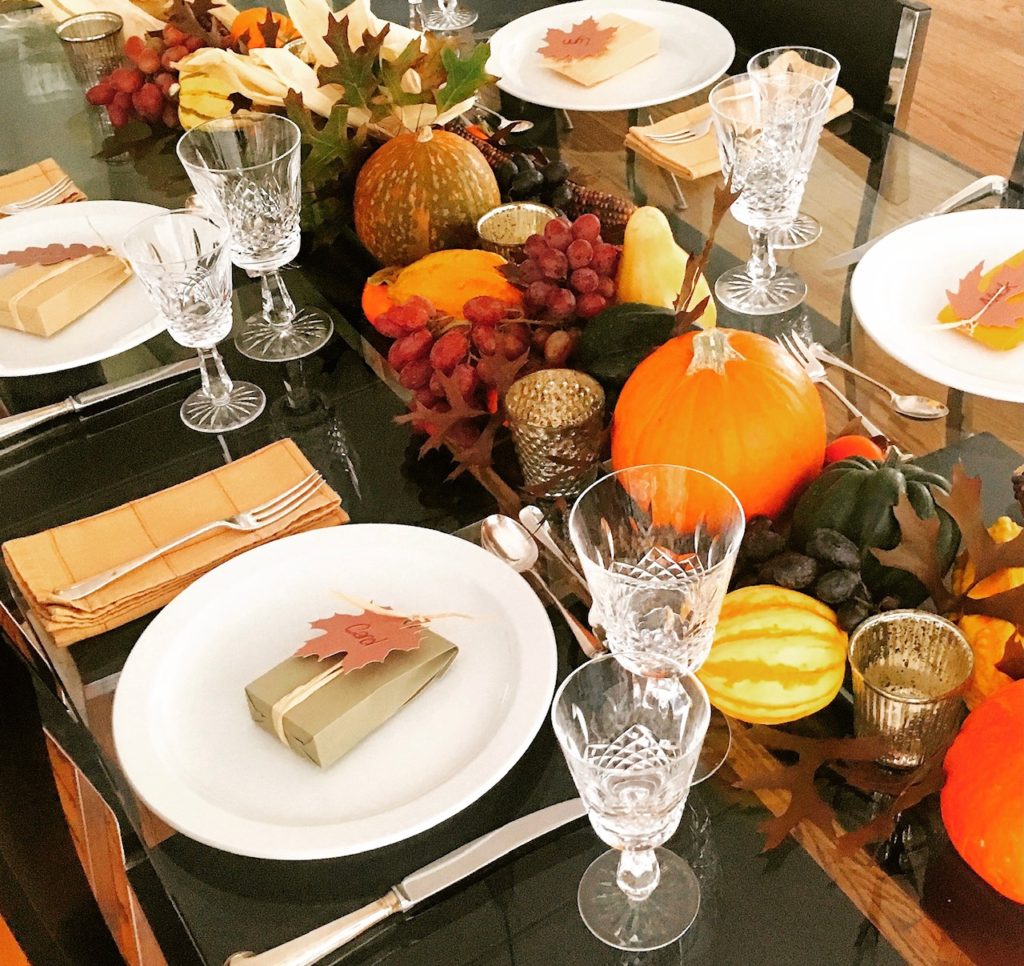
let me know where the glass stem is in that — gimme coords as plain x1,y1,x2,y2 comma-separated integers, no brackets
746,226,777,283
407,0,422,29
260,269,297,328
616,847,660,901
196,347,233,405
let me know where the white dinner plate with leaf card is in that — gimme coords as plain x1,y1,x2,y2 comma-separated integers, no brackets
851,208,1024,403
488,0,735,112
113,524,557,860
0,200,166,377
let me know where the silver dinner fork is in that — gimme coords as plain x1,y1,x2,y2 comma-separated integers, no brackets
776,333,886,440
54,472,325,602
641,116,712,144
0,176,73,215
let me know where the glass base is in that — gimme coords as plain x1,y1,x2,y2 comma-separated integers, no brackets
692,708,732,784
770,212,822,250
423,5,478,29
235,308,334,363
714,265,807,316
578,848,700,952
180,383,265,434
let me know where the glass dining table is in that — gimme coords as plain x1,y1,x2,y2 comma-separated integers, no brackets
2,3,1023,964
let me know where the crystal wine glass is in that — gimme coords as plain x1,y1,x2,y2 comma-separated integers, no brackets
176,114,334,363
569,465,744,780
748,46,840,250
709,72,830,315
424,0,477,31
552,654,711,951
123,210,265,433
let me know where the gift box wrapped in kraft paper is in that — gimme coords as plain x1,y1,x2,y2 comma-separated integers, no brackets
246,628,458,768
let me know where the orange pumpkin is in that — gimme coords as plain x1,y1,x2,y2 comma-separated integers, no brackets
611,328,826,519
361,250,522,322
697,586,847,724
941,680,1024,904
228,7,299,48
951,516,1022,708
354,128,501,266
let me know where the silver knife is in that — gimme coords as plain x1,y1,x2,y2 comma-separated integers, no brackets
823,174,1008,272
224,798,587,966
0,358,200,443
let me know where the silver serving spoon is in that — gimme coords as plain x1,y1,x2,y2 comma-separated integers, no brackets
480,514,602,659
809,340,948,420
518,505,589,599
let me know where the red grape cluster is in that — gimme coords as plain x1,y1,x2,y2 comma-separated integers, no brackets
85,25,215,128
518,214,620,322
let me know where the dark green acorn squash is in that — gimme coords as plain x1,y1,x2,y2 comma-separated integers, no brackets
791,451,960,607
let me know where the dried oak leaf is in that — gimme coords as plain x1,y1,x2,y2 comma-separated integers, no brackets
538,17,617,61
995,631,1024,680
318,15,390,113
295,608,422,671
946,259,1024,329
870,493,955,611
0,243,106,267
164,0,220,46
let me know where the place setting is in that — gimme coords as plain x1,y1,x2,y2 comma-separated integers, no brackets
1,0,1023,964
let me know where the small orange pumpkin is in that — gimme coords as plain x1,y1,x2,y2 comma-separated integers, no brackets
611,328,826,519
229,7,299,48
941,680,1024,904
361,250,523,322
354,128,501,266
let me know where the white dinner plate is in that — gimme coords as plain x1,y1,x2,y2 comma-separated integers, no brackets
851,208,1024,403
488,0,734,112
0,200,166,377
113,524,557,860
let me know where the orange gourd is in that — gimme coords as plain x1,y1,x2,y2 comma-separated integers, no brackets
229,8,299,48
951,516,1022,709
941,680,1024,904
611,328,826,519
697,586,847,724
361,250,522,322
354,128,501,266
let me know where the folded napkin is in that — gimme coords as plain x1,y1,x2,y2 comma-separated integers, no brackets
2,439,347,646
625,85,854,182
0,159,86,218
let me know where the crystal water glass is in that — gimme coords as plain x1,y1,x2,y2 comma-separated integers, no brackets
552,655,711,951
569,466,745,678
424,0,478,31
709,72,830,315
176,114,334,363
748,46,840,250
123,210,265,433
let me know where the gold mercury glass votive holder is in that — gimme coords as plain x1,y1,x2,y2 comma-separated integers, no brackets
504,369,605,499
56,12,125,88
848,610,973,769
477,202,558,259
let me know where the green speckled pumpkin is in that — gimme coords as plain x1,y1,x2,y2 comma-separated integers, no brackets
354,127,501,266
791,450,960,607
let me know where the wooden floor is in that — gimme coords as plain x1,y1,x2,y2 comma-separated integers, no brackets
906,0,1024,175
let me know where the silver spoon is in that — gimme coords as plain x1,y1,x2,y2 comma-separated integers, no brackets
469,103,534,135
480,514,603,659
518,505,589,600
808,340,948,420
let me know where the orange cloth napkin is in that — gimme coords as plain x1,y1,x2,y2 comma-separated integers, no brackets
625,85,854,181
0,159,86,217
2,439,347,646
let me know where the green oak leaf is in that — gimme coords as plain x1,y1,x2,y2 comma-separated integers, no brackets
283,90,366,185
378,37,433,109
434,43,497,115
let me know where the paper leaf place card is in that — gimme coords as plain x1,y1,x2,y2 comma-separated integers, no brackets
538,14,659,88
0,242,108,267
937,250,1024,350
294,608,424,671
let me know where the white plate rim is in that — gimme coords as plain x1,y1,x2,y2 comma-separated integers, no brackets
851,207,1024,404
488,0,735,112
0,200,167,377
112,523,558,860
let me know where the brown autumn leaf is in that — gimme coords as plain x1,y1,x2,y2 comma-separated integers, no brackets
538,17,617,62
295,608,423,670
0,243,107,267
995,631,1024,680
871,493,955,610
